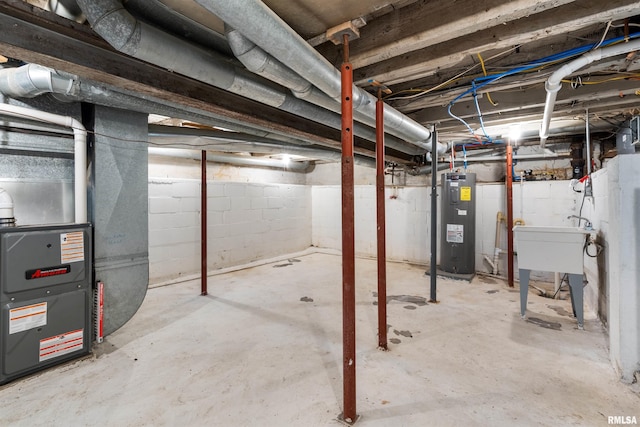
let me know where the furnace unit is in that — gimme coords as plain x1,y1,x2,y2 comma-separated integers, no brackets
1,224,92,384
440,173,476,278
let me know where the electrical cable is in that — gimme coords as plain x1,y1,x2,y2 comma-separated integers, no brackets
477,53,498,106
551,273,568,299
592,21,613,50
471,82,493,142
447,31,640,139
446,102,477,136
384,45,521,101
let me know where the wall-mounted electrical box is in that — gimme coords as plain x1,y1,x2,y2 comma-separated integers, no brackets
0,224,92,384
630,116,640,146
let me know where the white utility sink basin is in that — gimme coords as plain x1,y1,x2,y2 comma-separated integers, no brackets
513,226,589,274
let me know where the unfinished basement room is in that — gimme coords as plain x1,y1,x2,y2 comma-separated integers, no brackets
0,0,639,425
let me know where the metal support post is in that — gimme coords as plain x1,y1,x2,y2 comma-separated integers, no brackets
376,90,387,350
430,127,438,301
340,34,357,425
506,143,514,288
201,150,208,296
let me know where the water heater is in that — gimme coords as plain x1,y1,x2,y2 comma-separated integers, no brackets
440,173,476,275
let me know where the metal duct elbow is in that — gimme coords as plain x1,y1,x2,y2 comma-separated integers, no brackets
76,0,140,55
0,64,76,98
226,25,312,95
0,187,16,227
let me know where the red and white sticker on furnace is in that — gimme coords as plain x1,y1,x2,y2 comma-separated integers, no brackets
9,302,47,334
60,231,84,263
39,329,84,362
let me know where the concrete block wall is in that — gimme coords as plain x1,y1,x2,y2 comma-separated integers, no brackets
149,178,311,283
312,179,576,280
312,185,433,263
600,154,640,382
577,168,610,325
477,180,578,280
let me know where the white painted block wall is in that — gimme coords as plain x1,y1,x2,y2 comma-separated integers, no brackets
601,154,640,382
312,185,434,263
312,180,577,281
149,178,311,283
577,167,610,324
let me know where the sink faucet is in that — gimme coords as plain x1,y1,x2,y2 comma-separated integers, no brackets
567,215,592,230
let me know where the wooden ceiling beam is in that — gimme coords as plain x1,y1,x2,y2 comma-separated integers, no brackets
325,0,575,70
351,0,640,87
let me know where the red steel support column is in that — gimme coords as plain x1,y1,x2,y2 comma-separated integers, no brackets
376,92,387,350
341,34,357,424
506,144,514,288
201,150,208,296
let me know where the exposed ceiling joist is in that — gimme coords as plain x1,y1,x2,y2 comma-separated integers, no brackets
351,0,640,87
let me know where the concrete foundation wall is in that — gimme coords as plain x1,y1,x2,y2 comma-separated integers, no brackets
578,167,610,327
603,154,640,382
311,178,576,282
148,176,311,283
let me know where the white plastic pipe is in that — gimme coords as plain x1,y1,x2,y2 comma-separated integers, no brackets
540,38,640,145
0,103,87,223
0,187,14,221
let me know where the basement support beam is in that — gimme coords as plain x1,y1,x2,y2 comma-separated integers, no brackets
376,91,387,351
430,127,438,302
506,143,514,288
201,150,208,297
340,35,357,425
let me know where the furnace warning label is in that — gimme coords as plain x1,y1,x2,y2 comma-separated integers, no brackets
9,302,47,334
39,329,84,362
446,224,464,243
460,187,472,201
60,232,84,263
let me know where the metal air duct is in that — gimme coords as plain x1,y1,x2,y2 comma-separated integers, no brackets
75,0,422,155
148,147,311,172
195,0,448,154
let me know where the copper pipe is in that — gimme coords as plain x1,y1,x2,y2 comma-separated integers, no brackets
376,90,388,350
201,150,208,296
506,144,514,288
341,34,357,424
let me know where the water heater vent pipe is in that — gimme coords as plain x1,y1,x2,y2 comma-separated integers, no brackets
0,188,16,227
0,103,87,223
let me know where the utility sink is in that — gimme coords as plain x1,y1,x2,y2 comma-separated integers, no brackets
513,225,591,329
513,226,589,274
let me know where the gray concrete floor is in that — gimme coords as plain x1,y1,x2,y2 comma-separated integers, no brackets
1,252,638,426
